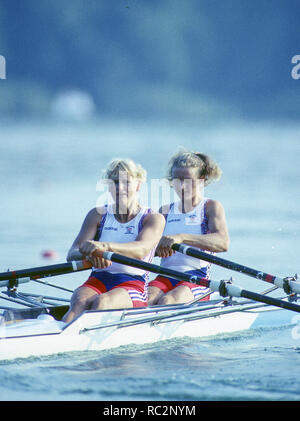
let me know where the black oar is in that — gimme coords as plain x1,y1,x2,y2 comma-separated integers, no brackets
93,250,300,314
0,260,92,321
171,244,300,295
0,260,92,288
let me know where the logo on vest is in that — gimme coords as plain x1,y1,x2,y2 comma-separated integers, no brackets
185,214,201,225
124,225,135,234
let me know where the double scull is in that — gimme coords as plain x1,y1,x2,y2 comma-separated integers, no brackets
0,247,299,361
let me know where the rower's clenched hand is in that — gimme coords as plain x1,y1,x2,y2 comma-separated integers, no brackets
79,240,112,268
156,234,182,258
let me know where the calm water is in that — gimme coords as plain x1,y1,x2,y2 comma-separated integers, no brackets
0,118,300,401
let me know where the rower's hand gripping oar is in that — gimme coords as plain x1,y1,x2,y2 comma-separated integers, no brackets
171,244,300,295
0,260,92,288
92,249,300,314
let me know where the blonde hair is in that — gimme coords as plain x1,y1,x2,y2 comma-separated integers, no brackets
167,150,222,186
103,158,147,183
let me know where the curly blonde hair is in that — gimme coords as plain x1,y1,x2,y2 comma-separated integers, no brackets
167,150,222,186
103,158,147,183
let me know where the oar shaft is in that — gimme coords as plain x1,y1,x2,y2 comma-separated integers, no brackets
0,260,92,287
240,289,300,312
99,250,206,285
172,244,275,282
97,250,300,314
172,244,300,294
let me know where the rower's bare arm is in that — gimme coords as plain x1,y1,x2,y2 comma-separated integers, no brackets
178,200,230,252
79,213,165,262
103,213,166,260
66,208,103,261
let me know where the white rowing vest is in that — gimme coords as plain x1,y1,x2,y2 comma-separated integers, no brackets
160,198,212,276
94,205,155,278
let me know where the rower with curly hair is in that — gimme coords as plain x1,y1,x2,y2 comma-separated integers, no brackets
148,150,230,305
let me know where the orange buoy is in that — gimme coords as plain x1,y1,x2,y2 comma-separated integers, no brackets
41,250,59,260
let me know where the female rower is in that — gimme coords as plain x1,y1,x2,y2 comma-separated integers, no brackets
63,158,165,323
147,151,230,306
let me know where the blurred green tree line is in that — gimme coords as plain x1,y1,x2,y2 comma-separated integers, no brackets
0,0,299,120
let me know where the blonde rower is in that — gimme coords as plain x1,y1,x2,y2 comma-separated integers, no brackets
148,151,229,305
63,158,165,323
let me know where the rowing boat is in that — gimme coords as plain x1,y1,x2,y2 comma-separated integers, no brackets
0,247,299,361
0,297,297,361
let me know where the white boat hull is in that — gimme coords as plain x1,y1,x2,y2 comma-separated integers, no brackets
0,302,296,361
